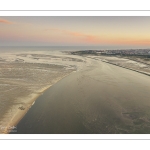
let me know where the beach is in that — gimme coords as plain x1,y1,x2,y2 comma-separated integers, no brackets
0,50,85,133
0,49,150,134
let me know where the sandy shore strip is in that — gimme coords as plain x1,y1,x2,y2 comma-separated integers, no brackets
84,55,150,76
1,86,50,134
1,74,71,134
101,60,150,76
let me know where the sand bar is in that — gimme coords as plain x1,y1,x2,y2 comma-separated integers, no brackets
0,50,86,133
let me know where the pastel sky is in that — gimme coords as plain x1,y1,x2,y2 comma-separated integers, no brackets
1,16,150,48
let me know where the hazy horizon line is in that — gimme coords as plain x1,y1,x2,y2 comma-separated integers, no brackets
0,45,150,50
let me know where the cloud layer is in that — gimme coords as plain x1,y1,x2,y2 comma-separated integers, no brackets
0,18,13,24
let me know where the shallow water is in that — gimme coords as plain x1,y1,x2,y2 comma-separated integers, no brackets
13,59,150,134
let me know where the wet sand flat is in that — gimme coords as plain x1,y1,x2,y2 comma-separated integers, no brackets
15,58,150,134
0,50,84,133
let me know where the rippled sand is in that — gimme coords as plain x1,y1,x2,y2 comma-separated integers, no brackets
0,50,86,133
